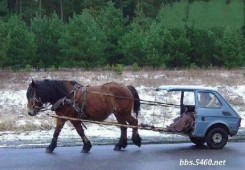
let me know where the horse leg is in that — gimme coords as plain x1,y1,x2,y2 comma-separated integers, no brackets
114,116,127,151
126,115,142,147
46,118,66,153
70,121,92,153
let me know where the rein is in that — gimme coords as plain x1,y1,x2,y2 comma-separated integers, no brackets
31,84,180,119
85,91,180,108
38,104,52,112
36,87,180,113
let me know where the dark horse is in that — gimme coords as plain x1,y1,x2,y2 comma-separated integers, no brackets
26,79,141,153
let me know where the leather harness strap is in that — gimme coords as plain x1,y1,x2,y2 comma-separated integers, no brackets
77,86,88,119
51,83,88,120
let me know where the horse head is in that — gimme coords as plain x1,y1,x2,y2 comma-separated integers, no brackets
26,80,44,116
26,79,72,116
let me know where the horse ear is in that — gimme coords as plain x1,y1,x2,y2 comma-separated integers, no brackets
31,79,36,87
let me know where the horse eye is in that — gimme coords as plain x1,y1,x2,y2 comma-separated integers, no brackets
30,91,34,97
29,90,36,98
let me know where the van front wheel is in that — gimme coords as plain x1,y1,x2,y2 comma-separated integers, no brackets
206,128,228,149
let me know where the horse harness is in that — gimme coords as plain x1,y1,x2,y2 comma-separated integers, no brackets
51,83,89,121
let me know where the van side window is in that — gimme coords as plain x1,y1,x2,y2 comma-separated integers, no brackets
183,91,195,105
198,92,221,108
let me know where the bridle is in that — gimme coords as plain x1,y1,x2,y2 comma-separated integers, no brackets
28,83,82,114
28,90,45,111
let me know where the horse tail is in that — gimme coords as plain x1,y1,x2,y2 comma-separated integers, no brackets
127,85,140,119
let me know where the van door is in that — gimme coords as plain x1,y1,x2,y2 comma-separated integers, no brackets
193,91,222,137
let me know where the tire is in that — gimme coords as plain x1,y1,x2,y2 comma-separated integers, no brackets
189,137,206,146
206,128,228,149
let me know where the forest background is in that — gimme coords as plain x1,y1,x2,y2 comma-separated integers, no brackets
0,0,245,70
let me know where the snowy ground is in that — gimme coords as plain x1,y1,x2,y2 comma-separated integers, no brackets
0,69,245,148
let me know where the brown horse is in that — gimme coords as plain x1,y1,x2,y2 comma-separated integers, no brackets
26,79,141,153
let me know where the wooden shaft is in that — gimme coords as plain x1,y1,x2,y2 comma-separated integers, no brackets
48,114,165,132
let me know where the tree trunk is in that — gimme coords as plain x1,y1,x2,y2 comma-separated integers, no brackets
39,0,42,17
19,0,22,18
60,0,63,20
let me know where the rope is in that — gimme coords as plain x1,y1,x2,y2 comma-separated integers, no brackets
85,91,180,107
140,100,180,107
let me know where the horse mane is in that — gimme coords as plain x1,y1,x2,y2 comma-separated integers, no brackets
28,79,77,104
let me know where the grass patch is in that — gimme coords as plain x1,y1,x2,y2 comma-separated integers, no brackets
0,114,55,132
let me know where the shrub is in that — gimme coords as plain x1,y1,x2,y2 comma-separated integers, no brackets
189,63,198,69
49,65,56,72
104,64,111,70
132,63,140,71
24,64,32,72
112,64,124,75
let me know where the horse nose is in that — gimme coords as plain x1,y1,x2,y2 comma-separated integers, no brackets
28,108,35,116
28,111,34,116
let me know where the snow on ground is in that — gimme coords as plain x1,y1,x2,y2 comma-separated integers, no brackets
0,70,245,147
0,90,27,115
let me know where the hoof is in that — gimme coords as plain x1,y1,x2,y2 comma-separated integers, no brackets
81,149,90,153
81,142,92,153
121,141,127,149
132,134,142,147
46,147,54,153
114,145,122,151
